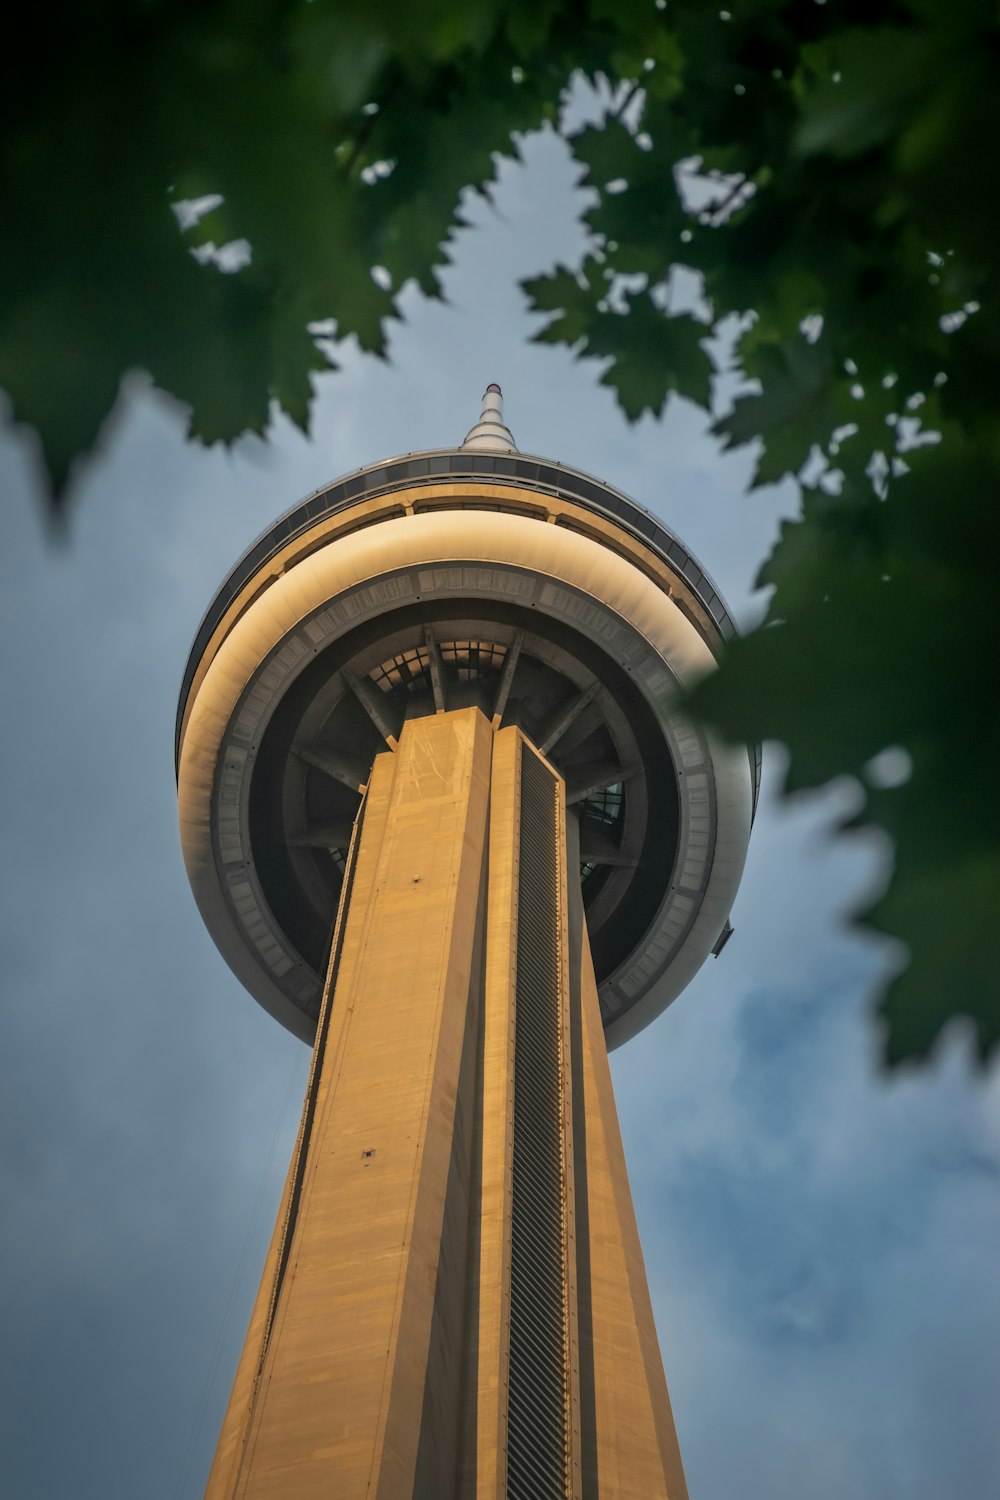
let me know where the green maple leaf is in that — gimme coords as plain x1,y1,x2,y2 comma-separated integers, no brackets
589,298,713,419
524,268,713,420
523,260,605,348
713,337,839,486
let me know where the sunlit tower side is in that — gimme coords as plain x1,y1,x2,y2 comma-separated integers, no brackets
176,386,756,1500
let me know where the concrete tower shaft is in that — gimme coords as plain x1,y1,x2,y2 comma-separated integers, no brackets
204,710,689,1500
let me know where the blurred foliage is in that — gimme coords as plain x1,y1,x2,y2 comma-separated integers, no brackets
3,0,997,1063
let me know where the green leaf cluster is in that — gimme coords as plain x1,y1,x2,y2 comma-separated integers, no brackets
534,0,1000,1066
1,0,607,495
4,0,998,1064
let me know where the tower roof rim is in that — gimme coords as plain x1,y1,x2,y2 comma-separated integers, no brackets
174,447,750,789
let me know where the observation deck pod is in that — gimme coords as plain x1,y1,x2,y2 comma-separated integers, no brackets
176,442,757,1050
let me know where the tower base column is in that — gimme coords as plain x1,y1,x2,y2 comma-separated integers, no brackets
203,707,688,1500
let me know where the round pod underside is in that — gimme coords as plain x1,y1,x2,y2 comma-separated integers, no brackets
177,461,754,1049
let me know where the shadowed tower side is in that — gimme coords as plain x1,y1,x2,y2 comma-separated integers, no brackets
177,389,754,1499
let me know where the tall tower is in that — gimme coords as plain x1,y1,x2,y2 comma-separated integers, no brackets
176,387,755,1499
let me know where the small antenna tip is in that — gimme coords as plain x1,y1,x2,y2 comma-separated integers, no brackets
461,382,517,452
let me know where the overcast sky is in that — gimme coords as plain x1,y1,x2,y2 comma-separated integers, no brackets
1,124,997,1500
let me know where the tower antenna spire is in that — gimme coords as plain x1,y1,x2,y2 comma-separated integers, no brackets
461,381,518,453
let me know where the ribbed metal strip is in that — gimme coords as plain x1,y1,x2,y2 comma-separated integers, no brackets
507,746,571,1500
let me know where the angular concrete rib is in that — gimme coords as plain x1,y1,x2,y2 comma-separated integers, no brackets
423,625,447,713
537,680,601,756
490,630,522,728
292,743,370,792
564,761,639,806
342,666,401,748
